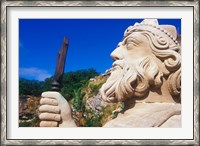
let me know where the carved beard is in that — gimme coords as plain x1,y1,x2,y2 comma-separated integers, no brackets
100,56,163,103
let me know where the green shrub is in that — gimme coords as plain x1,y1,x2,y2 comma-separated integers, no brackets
19,121,32,127
73,88,82,111
19,117,40,127
83,109,103,127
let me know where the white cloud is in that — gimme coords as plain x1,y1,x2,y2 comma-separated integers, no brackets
19,67,51,81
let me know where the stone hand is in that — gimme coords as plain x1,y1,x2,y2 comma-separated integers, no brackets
39,91,77,127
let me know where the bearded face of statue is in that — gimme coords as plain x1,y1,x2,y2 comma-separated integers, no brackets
100,19,181,103
100,32,164,103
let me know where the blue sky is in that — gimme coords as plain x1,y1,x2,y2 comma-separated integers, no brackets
19,19,181,81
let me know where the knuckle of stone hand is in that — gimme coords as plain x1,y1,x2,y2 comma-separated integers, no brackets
40,98,58,106
38,113,43,120
39,105,48,112
53,107,60,113
40,121,47,127
38,106,43,112
39,121,44,127
40,121,57,127
39,113,60,121
53,107,56,112
50,122,58,127
40,98,49,105
51,99,58,105
54,115,60,121
39,113,49,120
40,98,44,104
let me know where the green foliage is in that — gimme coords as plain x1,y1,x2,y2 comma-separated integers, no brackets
89,82,105,95
19,68,99,98
42,77,53,92
19,78,44,96
83,109,103,127
60,68,99,101
19,121,32,127
120,102,125,109
99,103,122,125
111,102,125,118
19,117,39,127
73,88,82,111
82,103,120,127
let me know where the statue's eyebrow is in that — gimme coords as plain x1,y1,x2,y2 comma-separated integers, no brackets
122,36,142,45
122,36,128,45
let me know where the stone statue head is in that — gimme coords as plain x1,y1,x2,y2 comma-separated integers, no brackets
100,19,181,103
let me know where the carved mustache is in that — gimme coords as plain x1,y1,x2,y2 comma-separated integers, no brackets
112,60,124,69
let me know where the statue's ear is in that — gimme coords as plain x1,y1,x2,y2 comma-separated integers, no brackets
153,55,170,76
160,25,177,40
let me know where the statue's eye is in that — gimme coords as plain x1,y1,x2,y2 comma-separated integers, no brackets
127,43,135,50
126,38,140,50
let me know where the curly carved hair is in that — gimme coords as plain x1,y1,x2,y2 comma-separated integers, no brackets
125,28,181,101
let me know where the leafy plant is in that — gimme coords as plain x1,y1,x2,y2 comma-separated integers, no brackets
60,68,99,101
73,88,82,111
89,82,104,95
19,116,40,127
83,109,103,127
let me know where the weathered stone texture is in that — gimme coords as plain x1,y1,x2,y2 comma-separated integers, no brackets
103,102,181,127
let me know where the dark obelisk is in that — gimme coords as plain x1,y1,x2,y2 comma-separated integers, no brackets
51,37,68,91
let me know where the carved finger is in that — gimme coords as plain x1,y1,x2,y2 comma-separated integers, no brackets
39,113,61,121
39,105,60,114
41,91,68,105
42,91,61,100
40,121,58,127
40,98,58,106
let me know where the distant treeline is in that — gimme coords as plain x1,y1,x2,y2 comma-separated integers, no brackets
19,68,99,100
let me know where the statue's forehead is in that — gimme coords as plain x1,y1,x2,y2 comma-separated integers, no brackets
122,31,143,42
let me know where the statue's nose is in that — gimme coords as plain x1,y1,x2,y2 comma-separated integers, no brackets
110,47,123,61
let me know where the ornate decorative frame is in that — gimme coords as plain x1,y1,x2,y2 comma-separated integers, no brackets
1,0,199,145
